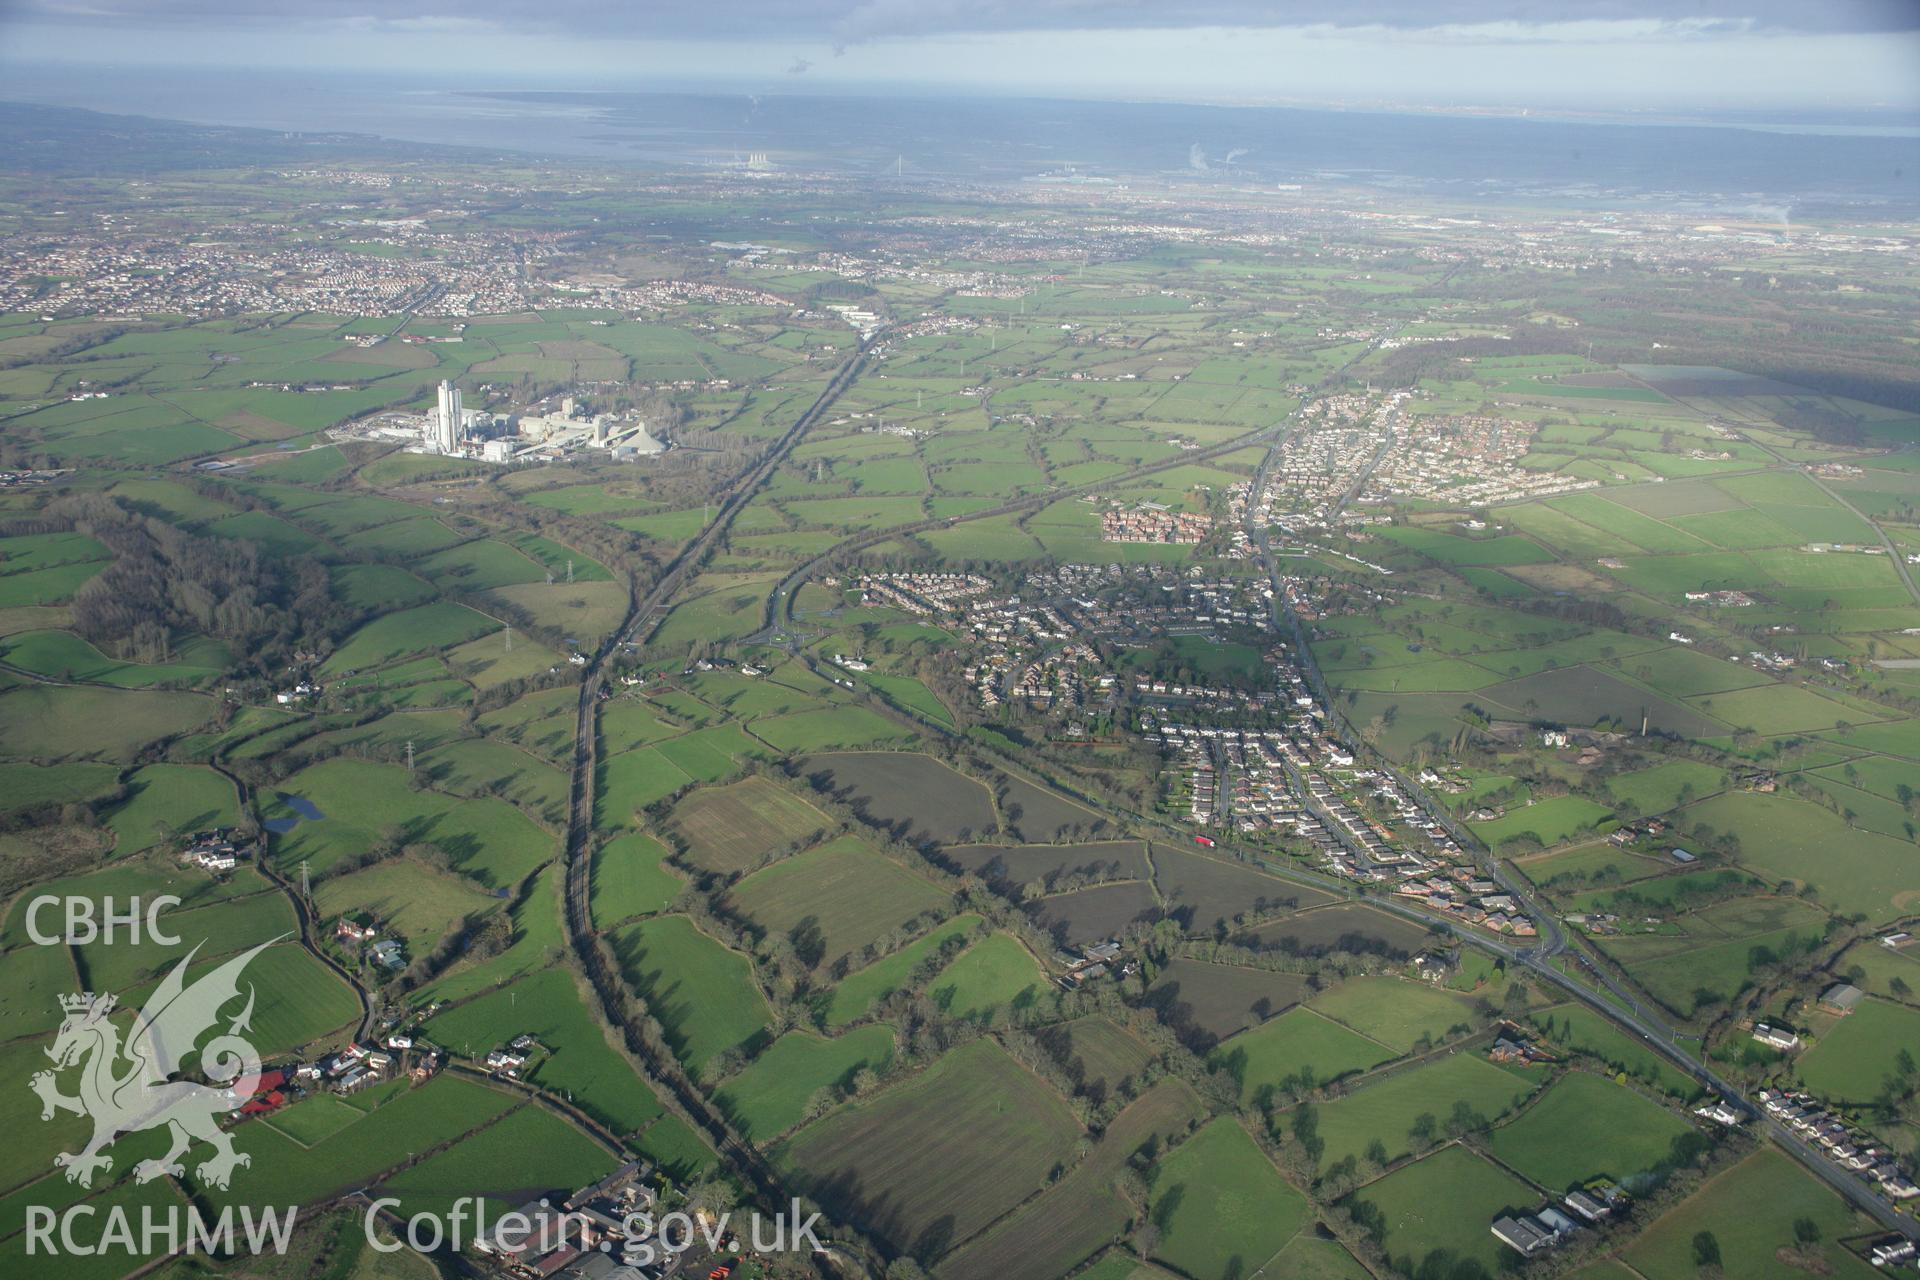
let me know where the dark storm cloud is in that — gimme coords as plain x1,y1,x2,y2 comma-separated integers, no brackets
11,0,1920,39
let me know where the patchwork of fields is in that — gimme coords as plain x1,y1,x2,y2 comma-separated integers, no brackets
0,159,1913,1280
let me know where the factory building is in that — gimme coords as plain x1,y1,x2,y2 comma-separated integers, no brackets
426,379,464,453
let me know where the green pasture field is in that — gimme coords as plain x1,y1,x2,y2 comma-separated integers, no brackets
0,629,226,687
378,1102,618,1220
609,914,771,1073
680,668,832,719
1689,682,1864,735
418,737,567,819
1320,655,1505,693
595,748,693,827
725,835,949,968
314,855,500,952
0,559,107,607
523,483,656,517
1818,716,1920,760
0,940,81,1041
930,932,1049,1022
1210,1007,1398,1103
1601,899,1830,1014
616,507,713,543
1621,1149,1879,1280
1152,844,1336,934
1506,501,1646,558
1257,1234,1372,1280
1604,760,1728,813
0,1168,185,1278
715,1025,898,1142
1148,1118,1308,1280
1379,525,1552,567
74,888,297,993
1774,769,1915,841
668,776,833,874
0,718,109,797
105,762,242,852
1073,1254,1192,1280
339,516,464,558
589,832,684,928
1512,840,1681,890
0,530,109,575
416,539,547,591
1528,1004,1704,1098
632,1112,720,1182
481,684,577,729
487,580,629,644
203,1073,517,1215
778,1037,1084,1262
1673,791,1914,923
1796,998,1920,1103
599,699,684,751
1470,795,1615,849
0,683,214,759
143,941,357,1061
416,863,565,1005
649,574,780,648
331,563,436,610
1806,753,1920,807
0,1036,113,1198
421,966,666,1135
1606,646,1772,698
1346,1145,1539,1277
264,1095,364,1148
204,509,325,556
919,516,1047,564
752,705,920,753
1476,666,1725,738
320,602,497,675
1487,1070,1694,1190
822,914,983,1027
1306,1051,1536,1173
781,477,937,528
265,757,552,887
0,852,266,946
858,669,954,726
654,722,763,781
508,532,611,581
1306,977,1479,1053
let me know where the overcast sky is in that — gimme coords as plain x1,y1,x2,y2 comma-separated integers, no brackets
3,0,1917,114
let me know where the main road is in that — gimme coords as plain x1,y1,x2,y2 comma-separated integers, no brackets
553,336,884,1274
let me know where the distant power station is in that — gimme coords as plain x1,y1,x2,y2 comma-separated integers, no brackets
401,381,664,465
426,379,466,453
746,152,772,171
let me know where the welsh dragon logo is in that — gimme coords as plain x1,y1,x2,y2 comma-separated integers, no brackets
32,938,283,1190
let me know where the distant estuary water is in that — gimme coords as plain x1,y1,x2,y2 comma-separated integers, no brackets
2,67,1916,208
